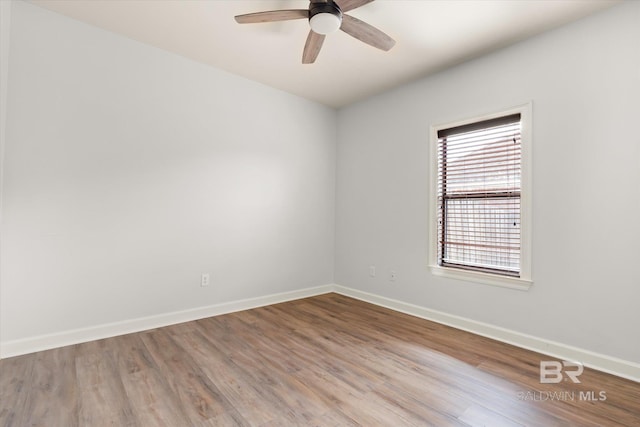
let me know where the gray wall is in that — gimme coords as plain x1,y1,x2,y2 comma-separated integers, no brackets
1,1,336,342
335,1,640,362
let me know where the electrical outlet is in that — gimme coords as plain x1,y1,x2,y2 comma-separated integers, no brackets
201,273,210,287
369,265,376,277
389,270,397,281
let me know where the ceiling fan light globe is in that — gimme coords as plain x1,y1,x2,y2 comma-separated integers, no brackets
310,12,342,34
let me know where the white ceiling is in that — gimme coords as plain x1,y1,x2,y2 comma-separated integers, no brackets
29,0,620,108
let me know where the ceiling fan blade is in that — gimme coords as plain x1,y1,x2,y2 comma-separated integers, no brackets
235,10,308,24
335,0,375,13
302,30,326,64
340,14,395,51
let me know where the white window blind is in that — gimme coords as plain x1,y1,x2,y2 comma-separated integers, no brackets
436,113,522,277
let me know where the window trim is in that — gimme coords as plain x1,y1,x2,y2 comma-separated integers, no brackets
428,102,532,290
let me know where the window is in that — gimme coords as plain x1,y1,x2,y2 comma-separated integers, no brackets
429,104,532,289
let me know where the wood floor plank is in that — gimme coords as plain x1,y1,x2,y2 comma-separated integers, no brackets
170,329,270,426
0,352,36,427
1,347,78,427
111,333,192,426
139,328,249,426
1,293,638,426
193,316,329,424
458,403,524,427
26,346,79,426
75,340,137,426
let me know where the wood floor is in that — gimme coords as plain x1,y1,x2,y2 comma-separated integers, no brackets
1,293,639,426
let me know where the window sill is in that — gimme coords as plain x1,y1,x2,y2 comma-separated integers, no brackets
429,265,532,291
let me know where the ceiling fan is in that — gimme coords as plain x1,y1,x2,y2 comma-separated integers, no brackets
234,0,395,64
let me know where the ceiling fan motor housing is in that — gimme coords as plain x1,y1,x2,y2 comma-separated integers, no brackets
309,1,343,34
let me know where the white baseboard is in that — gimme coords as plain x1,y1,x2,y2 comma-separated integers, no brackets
0,284,334,359
3,283,638,383
333,285,640,383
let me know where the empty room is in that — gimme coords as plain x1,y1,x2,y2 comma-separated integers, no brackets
1,0,639,425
